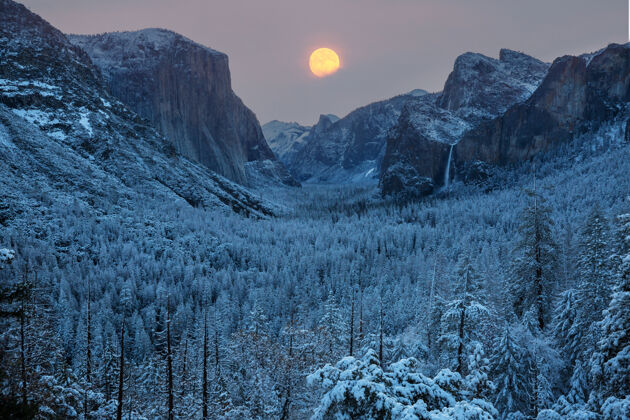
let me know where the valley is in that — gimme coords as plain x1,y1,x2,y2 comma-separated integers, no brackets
1,0,629,418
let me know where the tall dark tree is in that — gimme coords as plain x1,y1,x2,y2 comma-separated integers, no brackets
511,189,558,330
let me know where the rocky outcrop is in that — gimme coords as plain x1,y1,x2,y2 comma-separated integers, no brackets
455,43,630,167
262,120,311,165
70,29,296,186
284,90,428,184
0,0,276,217
380,49,549,197
379,103,455,197
438,49,549,118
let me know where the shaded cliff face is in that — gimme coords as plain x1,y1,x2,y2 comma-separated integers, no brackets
380,50,549,197
455,43,630,167
0,0,276,218
70,30,294,186
283,90,428,184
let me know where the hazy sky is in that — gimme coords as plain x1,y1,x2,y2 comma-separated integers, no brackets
22,0,628,125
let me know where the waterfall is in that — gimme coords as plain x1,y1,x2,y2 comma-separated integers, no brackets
443,144,454,189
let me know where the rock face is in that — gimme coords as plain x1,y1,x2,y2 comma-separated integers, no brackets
379,103,455,197
438,49,550,118
455,43,630,167
69,30,296,187
0,0,276,218
284,90,428,184
262,120,312,165
380,50,549,197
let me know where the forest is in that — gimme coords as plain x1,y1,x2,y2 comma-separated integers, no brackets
1,121,630,419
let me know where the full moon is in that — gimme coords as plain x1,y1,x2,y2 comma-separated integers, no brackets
309,48,340,78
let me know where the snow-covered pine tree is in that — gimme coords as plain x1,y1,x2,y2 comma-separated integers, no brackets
492,325,530,418
318,290,345,360
511,189,558,331
248,300,268,339
465,342,495,401
574,206,613,357
307,349,497,419
552,289,582,371
533,363,554,416
589,213,630,415
439,253,488,375
566,360,589,405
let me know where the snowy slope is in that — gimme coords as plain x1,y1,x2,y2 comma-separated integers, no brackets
0,0,276,218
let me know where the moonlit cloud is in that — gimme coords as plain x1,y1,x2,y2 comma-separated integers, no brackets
20,0,628,125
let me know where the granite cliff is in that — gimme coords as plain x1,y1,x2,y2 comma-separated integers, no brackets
70,30,297,187
380,49,549,197
455,43,630,169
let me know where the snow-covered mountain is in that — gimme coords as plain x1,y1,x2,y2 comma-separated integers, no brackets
0,0,276,218
262,120,312,165
275,90,429,184
69,29,297,187
455,43,630,171
380,43,630,198
279,49,549,188
380,49,550,197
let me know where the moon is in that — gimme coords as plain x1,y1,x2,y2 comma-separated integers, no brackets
309,48,340,78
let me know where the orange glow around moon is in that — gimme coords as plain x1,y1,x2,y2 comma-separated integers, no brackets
309,48,340,78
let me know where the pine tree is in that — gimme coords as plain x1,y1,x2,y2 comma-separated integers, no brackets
493,326,530,418
202,311,209,420
533,364,554,415
465,342,495,400
318,290,344,359
552,289,582,369
349,284,355,357
439,254,488,375
511,190,558,331
115,322,124,420
574,207,613,357
590,213,630,407
566,360,589,404
248,300,268,339
166,303,174,420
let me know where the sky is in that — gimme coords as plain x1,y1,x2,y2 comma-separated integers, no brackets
21,0,628,126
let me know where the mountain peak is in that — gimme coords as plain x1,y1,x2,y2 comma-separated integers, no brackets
437,49,549,117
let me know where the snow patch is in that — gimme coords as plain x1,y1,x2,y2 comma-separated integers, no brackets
79,111,93,136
